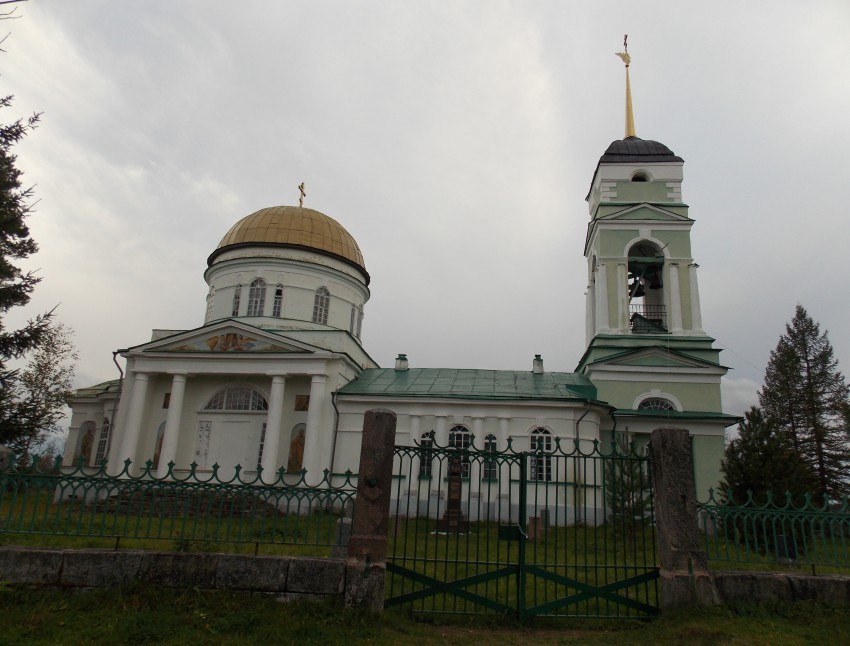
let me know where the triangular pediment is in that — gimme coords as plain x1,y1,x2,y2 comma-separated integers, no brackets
125,320,321,355
598,204,691,222
591,347,718,370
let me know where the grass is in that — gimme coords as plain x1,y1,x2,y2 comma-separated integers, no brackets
0,584,847,646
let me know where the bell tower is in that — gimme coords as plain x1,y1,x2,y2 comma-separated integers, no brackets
576,38,735,496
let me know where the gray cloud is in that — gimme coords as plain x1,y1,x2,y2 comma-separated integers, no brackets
3,1,849,419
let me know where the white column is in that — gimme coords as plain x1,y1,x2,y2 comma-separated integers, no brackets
260,375,287,479
302,374,328,481
410,414,422,442
595,264,610,333
667,263,683,333
471,417,484,446
117,372,150,470
498,417,509,450
156,373,187,478
689,263,704,332
435,415,448,447
585,285,594,345
616,262,627,332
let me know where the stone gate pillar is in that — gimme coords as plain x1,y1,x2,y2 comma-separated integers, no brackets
649,427,716,608
345,408,397,611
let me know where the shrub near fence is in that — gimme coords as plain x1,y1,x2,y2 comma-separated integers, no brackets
0,456,357,554
697,489,850,574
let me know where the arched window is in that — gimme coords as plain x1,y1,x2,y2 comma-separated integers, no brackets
312,287,330,325
530,427,552,482
482,434,498,480
627,240,666,333
203,386,268,411
94,418,111,465
637,397,676,412
449,424,471,477
356,306,364,338
247,278,266,316
272,284,284,317
231,284,242,317
205,288,215,323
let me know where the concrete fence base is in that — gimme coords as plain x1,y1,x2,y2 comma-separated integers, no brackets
0,547,347,603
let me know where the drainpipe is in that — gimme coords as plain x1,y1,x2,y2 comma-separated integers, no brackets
574,407,590,441
107,351,125,466
329,390,340,481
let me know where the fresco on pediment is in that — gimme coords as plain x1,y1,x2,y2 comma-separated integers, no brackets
168,333,292,353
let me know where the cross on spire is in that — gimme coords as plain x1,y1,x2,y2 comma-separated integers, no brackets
614,34,636,138
298,182,306,208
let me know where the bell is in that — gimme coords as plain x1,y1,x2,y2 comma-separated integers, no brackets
629,280,645,298
649,274,662,290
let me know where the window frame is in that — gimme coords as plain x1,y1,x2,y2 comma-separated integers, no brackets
247,278,267,317
529,427,553,482
312,287,330,325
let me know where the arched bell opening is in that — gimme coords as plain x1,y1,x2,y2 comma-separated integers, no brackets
627,240,667,333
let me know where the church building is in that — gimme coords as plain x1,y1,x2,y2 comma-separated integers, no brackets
66,57,736,500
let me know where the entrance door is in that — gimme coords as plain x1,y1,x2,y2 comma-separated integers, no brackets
208,419,262,478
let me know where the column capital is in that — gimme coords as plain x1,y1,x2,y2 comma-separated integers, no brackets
688,262,700,269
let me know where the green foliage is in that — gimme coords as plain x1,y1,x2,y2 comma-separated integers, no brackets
0,96,48,373
0,91,78,456
759,305,850,502
604,436,652,546
0,322,77,455
721,406,815,506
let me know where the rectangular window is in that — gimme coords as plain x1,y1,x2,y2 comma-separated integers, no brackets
419,435,433,478
195,421,212,467
94,422,110,465
257,422,267,467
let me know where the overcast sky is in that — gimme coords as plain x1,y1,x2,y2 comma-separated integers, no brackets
3,1,849,421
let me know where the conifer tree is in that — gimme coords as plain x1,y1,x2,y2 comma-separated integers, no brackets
720,406,814,506
758,305,850,502
0,95,53,449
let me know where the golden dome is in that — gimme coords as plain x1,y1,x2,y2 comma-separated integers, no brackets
211,206,367,279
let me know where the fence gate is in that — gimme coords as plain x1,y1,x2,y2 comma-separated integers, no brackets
385,436,659,619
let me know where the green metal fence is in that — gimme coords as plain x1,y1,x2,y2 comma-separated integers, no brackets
386,434,659,619
697,489,850,574
0,457,356,552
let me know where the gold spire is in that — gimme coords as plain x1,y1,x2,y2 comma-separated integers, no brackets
615,34,636,138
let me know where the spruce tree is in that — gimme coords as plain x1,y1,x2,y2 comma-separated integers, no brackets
758,305,850,502
0,95,52,448
720,406,814,506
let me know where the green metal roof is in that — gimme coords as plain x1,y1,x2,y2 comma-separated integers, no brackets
338,368,597,401
73,380,121,398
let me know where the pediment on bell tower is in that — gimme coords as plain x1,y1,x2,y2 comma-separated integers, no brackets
597,203,691,222
581,344,728,376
